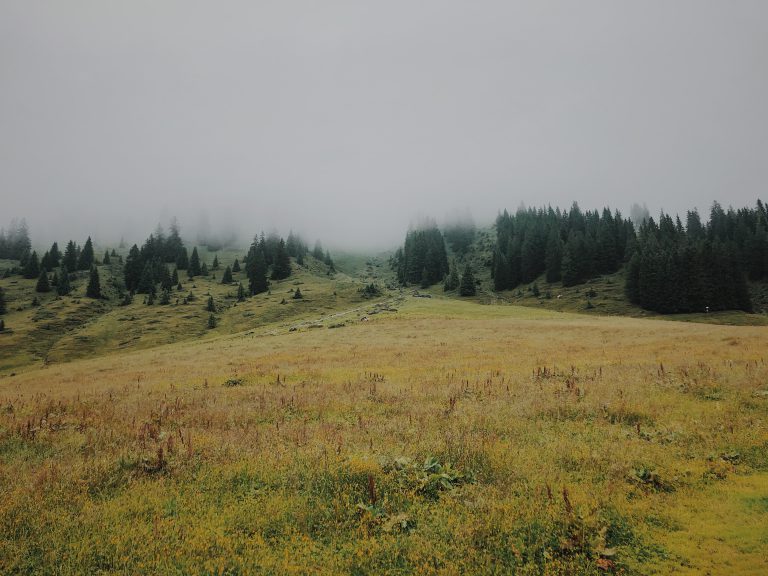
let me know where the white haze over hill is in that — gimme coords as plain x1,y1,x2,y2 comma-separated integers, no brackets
2,1,767,249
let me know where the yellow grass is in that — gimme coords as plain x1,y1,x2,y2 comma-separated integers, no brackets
1,297,767,574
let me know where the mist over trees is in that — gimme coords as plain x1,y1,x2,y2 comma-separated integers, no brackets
492,204,635,291
391,222,449,287
625,201,766,313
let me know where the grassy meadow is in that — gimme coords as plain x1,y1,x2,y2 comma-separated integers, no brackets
1,291,767,574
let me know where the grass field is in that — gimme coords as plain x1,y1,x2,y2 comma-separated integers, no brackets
1,292,767,574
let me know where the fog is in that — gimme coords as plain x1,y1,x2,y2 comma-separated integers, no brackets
2,1,767,250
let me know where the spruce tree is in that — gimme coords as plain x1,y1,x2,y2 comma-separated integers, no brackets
188,247,201,276
545,228,563,283
237,283,246,302
137,262,156,294
232,258,241,273
292,287,303,299
444,264,460,291
171,267,179,285
201,262,209,277
63,241,78,271
35,270,51,293
57,266,72,296
40,251,52,272
206,296,216,312
78,237,95,270
212,255,219,270
86,266,101,298
176,247,189,270
49,242,61,267
207,314,217,329
459,265,476,296
247,249,269,295
0,319,4,332
271,239,292,280
23,251,40,279
159,288,171,305
0,287,6,315
123,245,143,292
103,250,111,265
221,265,233,284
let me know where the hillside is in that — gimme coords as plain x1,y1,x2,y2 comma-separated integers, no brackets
0,248,395,373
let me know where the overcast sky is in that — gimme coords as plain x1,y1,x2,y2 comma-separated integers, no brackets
2,1,767,249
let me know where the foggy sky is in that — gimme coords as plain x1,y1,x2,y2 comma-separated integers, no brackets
2,1,767,249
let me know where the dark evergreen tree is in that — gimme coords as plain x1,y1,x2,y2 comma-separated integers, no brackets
63,241,78,272
237,282,246,302
545,228,563,282
49,242,61,267
159,288,171,305
23,251,40,279
35,269,51,293
78,237,95,270
292,287,303,299
0,287,6,315
40,251,53,272
444,263,460,291
312,240,324,260
188,247,201,276
212,255,220,270
123,245,143,292
232,258,241,273
86,266,101,299
206,295,216,312
137,262,156,295
201,262,209,277
247,249,269,295
171,267,179,285
459,264,476,296
221,265,233,284
103,250,111,265
271,239,292,280
176,247,189,270
57,266,72,296
207,314,217,329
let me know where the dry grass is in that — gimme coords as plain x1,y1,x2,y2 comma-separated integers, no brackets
1,297,767,574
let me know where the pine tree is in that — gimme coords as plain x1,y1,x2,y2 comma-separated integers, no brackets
103,250,111,265
237,283,246,302
137,262,156,294
293,287,303,299
159,288,171,305
176,247,189,270
124,245,143,292
57,266,72,296
201,262,209,277
212,255,220,270
232,258,241,273
63,241,78,271
189,247,201,276
40,251,52,272
171,267,179,285
247,249,269,295
207,314,217,329
206,295,216,312
35,270,51,293
459,265,476,296
23,251,40,279
271,239,292,280
49,242,61,267
444,264,460,291
78,237,95,270
0,319,4,332
86,266,101,298
0,287,6,315
545,228,563,283
221,265,233,284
